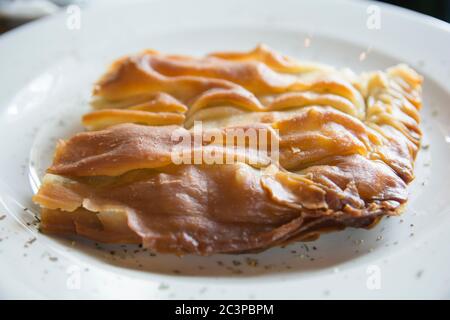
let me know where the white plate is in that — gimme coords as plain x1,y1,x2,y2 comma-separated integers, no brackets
1,0,450,299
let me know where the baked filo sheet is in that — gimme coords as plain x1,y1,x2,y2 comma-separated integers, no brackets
33,45,423,255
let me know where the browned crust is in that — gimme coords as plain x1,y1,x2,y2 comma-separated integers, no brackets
32,45,423,255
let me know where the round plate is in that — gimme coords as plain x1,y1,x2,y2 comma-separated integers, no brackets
1,0,449,299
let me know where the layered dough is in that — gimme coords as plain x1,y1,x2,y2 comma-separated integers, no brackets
33,45,423,255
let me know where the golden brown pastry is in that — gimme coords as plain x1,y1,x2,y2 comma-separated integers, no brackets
33,45,423,255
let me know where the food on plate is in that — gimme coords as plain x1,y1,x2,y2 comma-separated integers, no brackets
33,45,423,255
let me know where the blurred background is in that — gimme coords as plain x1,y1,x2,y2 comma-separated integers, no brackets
380,0,450,21
1,0,449,35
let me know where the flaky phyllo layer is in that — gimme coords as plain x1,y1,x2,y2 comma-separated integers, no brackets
33,45,423,255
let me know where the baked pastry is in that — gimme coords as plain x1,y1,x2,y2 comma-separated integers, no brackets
33,45,423,255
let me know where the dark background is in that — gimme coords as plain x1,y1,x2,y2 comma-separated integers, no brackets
378,0,450,22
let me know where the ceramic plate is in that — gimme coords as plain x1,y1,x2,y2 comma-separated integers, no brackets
1,0,449,299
